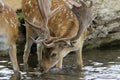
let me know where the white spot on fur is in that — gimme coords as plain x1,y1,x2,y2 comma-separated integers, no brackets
5,9,9,14
63,0,73,9
28,1,32,7
10,19,14,27
32,17,39,24
8,7,12,12
28,1,31,4
4,18,9,24
27,13,30,17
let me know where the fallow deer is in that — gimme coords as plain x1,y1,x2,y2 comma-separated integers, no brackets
22,0,95,73
0,0,19,72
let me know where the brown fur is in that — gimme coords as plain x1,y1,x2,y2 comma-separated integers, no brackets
0,0,19,71
22,0,93,73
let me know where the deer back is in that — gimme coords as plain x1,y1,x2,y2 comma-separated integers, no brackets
0,0,18,42
22,0,79,41
48,0,79,39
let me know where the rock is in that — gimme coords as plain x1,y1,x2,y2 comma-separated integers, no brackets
83,0,120,50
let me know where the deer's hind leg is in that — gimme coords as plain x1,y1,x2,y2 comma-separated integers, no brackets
9,42,19,72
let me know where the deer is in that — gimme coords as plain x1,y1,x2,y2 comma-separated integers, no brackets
0,0,19,73
22,0,95,74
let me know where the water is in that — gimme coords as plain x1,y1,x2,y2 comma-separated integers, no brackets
0,49,120,80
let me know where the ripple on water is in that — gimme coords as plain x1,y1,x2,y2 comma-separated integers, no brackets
0,68,13,79
1,49,120,80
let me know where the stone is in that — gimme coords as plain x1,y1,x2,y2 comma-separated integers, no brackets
83,0,120,50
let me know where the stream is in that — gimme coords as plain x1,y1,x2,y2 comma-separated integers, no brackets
0,49,120,80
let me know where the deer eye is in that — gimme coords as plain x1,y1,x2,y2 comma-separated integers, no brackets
50,53,57,58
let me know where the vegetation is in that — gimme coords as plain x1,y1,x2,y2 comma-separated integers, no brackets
16,9,24,22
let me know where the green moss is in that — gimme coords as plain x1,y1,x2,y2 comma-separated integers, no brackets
17,12,24,21
16,9,24,22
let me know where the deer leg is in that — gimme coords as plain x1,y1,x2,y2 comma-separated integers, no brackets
76,44,83,70
9,43,19,72
56,58,63,69
37,44,42,68
23,37,33,71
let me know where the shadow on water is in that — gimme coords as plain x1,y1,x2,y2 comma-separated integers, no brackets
0,49,120,80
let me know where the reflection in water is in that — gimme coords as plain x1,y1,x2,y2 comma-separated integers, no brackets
10,71,21,80
0,68,13,79
0,49,120,79
82,50,120,79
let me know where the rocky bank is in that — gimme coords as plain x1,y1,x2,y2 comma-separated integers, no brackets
84,0,120,50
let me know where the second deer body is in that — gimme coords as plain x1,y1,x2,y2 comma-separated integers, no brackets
0,0,19,72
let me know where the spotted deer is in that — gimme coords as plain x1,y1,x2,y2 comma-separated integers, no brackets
22,0,95,73
0,0,19,72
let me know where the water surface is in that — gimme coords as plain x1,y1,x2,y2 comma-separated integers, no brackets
0,49,120,80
